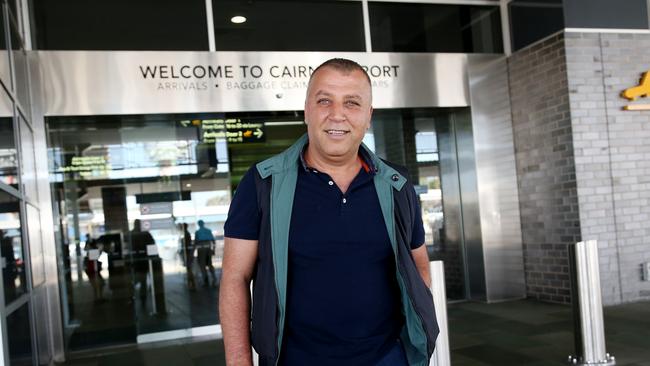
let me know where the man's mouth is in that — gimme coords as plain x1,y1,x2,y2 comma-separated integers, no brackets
324,129,349,136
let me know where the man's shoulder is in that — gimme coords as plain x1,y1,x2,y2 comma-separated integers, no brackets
378,159,411,182
256,134,308,178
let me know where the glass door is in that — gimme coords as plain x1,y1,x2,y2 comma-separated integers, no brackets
49,115,217,348
369,107,473,301
47,112,307,351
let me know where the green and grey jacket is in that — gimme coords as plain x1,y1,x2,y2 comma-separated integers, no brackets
250,134,439,366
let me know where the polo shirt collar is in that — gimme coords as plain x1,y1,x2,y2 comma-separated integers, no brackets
298,143,376,175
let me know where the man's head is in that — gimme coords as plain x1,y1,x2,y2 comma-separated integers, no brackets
198,220,205,228
304,58,373,166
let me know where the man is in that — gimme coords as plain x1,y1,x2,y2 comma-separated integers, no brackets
220,58,438,366
180,223,196,291
131,219,155,305
195,219,217,287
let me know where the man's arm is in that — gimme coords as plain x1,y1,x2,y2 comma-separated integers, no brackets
219,237,258,366
411,245,431,289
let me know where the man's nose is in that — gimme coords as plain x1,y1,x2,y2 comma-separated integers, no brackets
328,102,346,121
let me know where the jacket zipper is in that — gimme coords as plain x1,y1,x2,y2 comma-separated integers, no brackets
274,280,282,366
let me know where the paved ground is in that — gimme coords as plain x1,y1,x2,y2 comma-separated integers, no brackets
58,299,650,366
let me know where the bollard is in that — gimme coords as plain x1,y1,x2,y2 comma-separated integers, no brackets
568,240,615,365
430,261,451,366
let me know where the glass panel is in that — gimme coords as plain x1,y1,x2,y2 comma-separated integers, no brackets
20,116,36,200
33,0,208,50
27,203,45,287
212,0,365,51
7,303,34,366
0,88,18,188
0,189,27,303
47,112,306,349
509,1,564,51
369,2,503,53
7,0,19,25
0,4,10,89
369,108,468,300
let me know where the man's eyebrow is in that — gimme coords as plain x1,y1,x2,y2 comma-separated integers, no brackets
314,90,332,97
312,91,365,101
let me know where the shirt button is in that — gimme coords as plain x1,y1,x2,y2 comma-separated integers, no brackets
342,198,347,204
328,181,334,186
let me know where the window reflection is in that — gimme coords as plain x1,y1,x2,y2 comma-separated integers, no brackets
7,303,34,366
20,117,37,200
370,2,503,53
0,190,27,304
27,204,45,287
0,91,18,188
0,4,10,88
10,19,31,115
212,0,365,51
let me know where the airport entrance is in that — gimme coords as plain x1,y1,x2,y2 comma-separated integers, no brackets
46,106,475,350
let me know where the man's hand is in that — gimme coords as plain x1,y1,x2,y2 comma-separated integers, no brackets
219,237,258,366
411,245,431,289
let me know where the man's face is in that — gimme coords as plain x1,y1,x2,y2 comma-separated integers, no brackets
304,67,372,164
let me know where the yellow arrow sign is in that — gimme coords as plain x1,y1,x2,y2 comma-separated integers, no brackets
622,71,650,101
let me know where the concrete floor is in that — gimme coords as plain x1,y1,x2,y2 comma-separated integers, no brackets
57,299,650,366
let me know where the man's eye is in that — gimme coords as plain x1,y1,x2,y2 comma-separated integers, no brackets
345,101,360,107
317,99,331,105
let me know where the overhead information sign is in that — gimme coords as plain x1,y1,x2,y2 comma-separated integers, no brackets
39,51,475,116
200,119,265,144
59,156,109,177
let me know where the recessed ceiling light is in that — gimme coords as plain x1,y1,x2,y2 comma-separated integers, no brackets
231,16,246,24
185,183,192,188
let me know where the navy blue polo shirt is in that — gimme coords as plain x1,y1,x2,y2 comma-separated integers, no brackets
224,148,425,366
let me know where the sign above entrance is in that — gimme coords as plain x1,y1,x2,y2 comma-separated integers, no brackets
38,51,471,116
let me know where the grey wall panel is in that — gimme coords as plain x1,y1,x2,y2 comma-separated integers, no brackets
38,51,470,116
467,55,526,302
564,0,648,30
28,51,65,362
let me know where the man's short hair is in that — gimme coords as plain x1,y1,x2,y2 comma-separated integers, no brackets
309,58,371,87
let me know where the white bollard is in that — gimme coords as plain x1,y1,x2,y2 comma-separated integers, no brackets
568,240,615,365
429,261,451,366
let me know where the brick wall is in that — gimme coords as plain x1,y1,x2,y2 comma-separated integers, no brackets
509,33,579,303
565,32,650,305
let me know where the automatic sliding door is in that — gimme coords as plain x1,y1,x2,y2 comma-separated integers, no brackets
369,108,472,301
48,112,307,351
